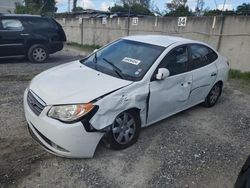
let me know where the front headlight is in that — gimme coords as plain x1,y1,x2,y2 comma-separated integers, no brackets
48,103,94,122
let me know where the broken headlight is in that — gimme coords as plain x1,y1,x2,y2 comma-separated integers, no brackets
48,103,94,122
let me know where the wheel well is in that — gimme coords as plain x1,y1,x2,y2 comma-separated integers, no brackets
126,108,141,124
216,80,223,88
27,40,49,52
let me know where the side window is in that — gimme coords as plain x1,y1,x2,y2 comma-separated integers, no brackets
1,19,24,31
26,18,55,30
160,46,189,76
189,44,218,70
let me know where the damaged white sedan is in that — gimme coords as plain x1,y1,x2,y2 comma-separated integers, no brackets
24,35,229,158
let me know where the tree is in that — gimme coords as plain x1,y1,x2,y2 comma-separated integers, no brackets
15,0,57,15
165,0,192,17
165,6,193,17
109,3,153,15
166,0,187,12
195,0,204,16
203,9,235,16
236,3,250,15
120,0,151,8
72,7,84,12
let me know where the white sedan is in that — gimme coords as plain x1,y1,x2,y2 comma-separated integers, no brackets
24,35,229,158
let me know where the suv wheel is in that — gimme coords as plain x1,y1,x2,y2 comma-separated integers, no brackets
28,44,49,63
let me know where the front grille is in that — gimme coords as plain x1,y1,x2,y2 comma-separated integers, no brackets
27,90,45,116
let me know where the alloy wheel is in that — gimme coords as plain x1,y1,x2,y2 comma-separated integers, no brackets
112,112,136,145
210,84,220,104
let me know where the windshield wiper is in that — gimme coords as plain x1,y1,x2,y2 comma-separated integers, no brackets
102,58,124,79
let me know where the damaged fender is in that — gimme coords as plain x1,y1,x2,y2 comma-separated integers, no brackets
90,82,150,131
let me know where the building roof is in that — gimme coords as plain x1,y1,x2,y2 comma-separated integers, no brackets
123,35,193,47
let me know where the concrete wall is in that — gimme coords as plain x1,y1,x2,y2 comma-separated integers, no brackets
0,0,22,13
56,16,250,72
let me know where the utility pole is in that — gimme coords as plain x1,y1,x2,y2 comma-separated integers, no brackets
68,0,70,12
221,0,226,14
127,0,132,36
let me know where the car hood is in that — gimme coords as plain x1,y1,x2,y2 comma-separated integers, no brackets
29,61,132,105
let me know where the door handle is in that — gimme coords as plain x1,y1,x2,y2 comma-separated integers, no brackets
20,33,30,36
211,72,217,77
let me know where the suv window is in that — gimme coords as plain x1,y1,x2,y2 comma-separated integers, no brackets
26,18,56,30
1,19,23,31
159,46,189,76
189,44,218,70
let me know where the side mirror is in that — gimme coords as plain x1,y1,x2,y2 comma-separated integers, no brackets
156,68,170,80
93,49,98,53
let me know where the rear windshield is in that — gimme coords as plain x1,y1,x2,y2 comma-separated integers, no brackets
81,39,165,81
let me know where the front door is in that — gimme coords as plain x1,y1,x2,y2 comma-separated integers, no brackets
147,46,192,125
0,18,26,57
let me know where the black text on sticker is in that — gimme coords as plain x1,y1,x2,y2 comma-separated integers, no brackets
122,57,141,65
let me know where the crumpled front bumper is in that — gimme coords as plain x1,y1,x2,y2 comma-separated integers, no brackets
23,89,104,158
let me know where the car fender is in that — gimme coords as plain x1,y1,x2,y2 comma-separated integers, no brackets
90,82,149,130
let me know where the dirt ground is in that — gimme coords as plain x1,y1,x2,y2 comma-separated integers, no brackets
0,49,250,188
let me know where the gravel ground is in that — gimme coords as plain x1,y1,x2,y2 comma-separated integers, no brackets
0,48,250,188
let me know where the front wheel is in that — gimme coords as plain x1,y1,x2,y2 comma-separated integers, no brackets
203,82,222,107
104,110,141,150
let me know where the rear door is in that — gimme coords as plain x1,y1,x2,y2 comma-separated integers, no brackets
147,45,193,124
187,44,218,105
0,18,26,57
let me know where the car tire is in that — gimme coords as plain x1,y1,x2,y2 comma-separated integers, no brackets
203,82,222,107
28,44,49,63
104,110,141,150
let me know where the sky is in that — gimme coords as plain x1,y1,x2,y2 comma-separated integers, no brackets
56,0,250,13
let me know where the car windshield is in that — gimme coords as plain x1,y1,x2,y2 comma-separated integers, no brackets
80,39,165,81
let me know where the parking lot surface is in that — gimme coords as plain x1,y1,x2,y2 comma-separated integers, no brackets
0,49,250,188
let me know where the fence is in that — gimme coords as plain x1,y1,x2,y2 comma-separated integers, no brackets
56,16,250,72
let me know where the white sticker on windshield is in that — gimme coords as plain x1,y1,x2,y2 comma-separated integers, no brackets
122,57,141,65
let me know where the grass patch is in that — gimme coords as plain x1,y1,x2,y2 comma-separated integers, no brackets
229,70,250,94
229,69,250,81
67,42,101,52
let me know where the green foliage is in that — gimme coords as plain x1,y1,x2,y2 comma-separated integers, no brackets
203,9,235,16
236,3,250,15
203,3,250,16
109,3,153,15
166,0,187,11
14,0,57,15
120,0,151,8
15,2,27,14
165,5,193,16
67,42,102,52
72,7,84,12
229,70,250,81
165,0,192,17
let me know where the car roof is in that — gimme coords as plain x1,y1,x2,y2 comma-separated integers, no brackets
123,35,194,47
0,14,41,18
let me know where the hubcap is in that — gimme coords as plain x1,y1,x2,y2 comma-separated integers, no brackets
33,48,46,62
210,85,220,104
112,112,136,145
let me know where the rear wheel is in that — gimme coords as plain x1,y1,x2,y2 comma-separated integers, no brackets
28,44,49,63
203,82,222,107
104,110,141,150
